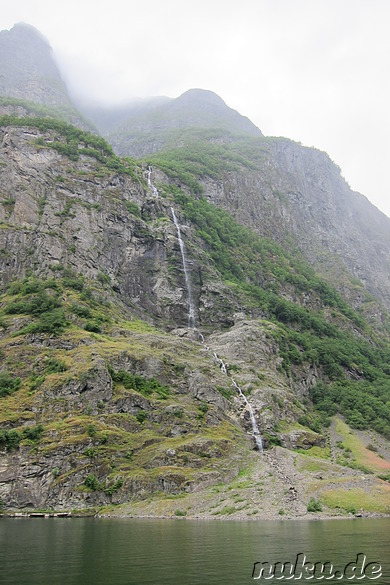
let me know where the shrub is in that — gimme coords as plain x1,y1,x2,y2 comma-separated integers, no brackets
29,375,46,391
62,275,84,291
5,291,60,315
174,509,187,517
216,386,233,400
0,372,21,398
0,425,43,450
103,478,123,495
84,321,101,333
307,497,322,512
22,425,44,441
377,473,390,483
86,424,97,438
44,357,67,374
24,309,68,335
71,303,92,318
109,367,170,399
136,410,147,424
84,474,100,491
124,201,141,217
97,271,111,285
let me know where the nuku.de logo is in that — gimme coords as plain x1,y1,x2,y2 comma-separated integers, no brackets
252,552,382,580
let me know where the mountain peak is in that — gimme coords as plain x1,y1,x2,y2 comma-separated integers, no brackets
7,21,50,42
0,22,72,108
176,88,227,106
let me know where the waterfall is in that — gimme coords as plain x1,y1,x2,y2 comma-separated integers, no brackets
146,165,195,327
147,166,159,197
212,350,263,452
146,165,262,450
170,207,196,328
231,378,263,452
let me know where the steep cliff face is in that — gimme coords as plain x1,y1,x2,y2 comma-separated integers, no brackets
0,125,235,328
89,90,390,313
0,23,91,128
0,119,390,516
0,122,301,511
199,137,390,313
0,23,390,516
0,23,67,105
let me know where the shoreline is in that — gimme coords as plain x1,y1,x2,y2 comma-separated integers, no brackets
1,510,389,522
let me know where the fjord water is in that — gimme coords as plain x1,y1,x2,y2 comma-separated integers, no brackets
1,518,389,585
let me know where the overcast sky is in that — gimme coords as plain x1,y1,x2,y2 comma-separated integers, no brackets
2,0,390,218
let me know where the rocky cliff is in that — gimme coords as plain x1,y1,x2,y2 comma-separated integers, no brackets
199,136,390,313
0,23,92,128
0,118,389,517
0,23,389,518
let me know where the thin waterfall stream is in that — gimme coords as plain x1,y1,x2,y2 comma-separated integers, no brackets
147,166,263,451
170,207,196,328
212,352,263,452
147,166,159,197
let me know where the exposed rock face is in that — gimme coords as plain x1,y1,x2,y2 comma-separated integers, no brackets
0,125,187,326
201,139,390,312
0,25,390,516
0,23,71,107
0,23,91,128
280,429,326,450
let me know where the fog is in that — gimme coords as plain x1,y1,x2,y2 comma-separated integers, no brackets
2,0,390,217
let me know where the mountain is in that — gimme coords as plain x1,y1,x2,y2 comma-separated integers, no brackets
83,91,390,314
82,88,262,157
0,25,390,518
0,23,92,128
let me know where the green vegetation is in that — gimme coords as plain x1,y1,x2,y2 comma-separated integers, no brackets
84,474,100,491
215,386,234,400
3,278,68,336
307,497,322,512
0,425,44,450
331,418,390,473
164,187,390,437
148,129,267,194
321,487,390,515
174,509,187,516
136,410,147,424
108,366,170,399
44,358,68,374
311,380,390,437
84,474,123,495
0,115,142,180
378,473,390,483
0,96,91,126
0,271,113,338
0,372,21,398
124,201,141,217
84,321,101,333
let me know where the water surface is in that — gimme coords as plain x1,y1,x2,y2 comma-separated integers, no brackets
0,517,389,584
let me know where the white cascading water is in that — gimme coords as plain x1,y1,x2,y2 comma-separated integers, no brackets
213,353,263,452
147,167,195,327
146,167,263,451
231,379,263,452
170,207,196,328
147,166,159,197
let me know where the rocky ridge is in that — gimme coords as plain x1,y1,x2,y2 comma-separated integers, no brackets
0,23,389,517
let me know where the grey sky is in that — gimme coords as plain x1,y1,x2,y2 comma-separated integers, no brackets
2,0,390,218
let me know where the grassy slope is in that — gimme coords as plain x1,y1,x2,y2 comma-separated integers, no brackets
0,117,390,514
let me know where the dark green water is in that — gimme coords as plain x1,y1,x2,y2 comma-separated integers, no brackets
0,517,389,584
